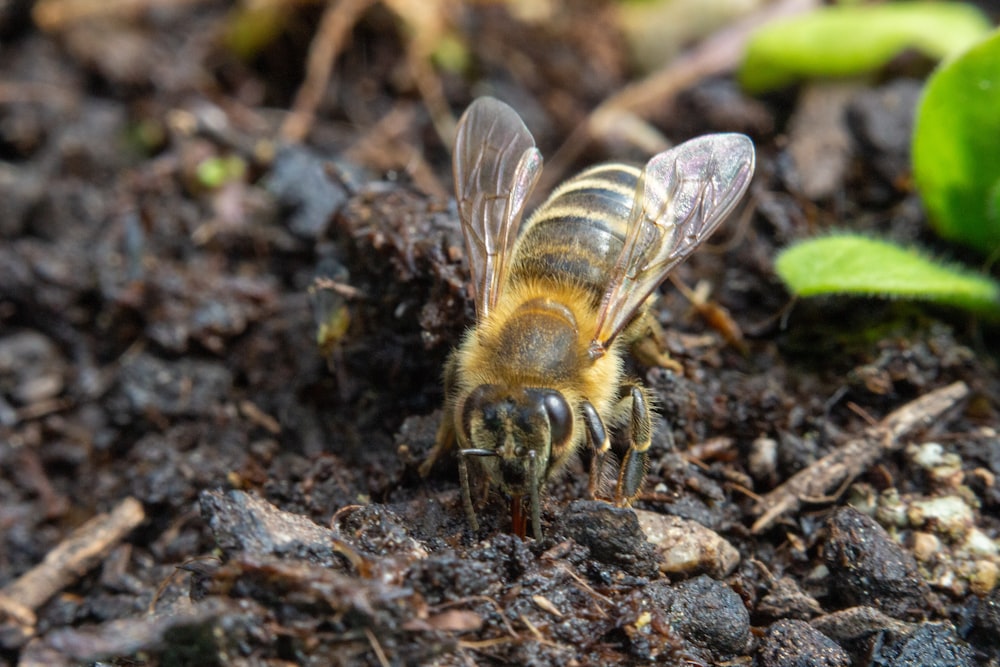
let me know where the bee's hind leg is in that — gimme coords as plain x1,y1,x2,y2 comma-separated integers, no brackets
614,383,652,505
631,318,683,374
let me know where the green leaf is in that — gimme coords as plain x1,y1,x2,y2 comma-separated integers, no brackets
740,3,991,93
196,156,247,190
775,234,1000,317
912,28,1000,252
223,5,290,60
430,34,471,74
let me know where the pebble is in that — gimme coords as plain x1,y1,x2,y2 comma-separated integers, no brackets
873,623,976,667
554,500,659,577
824,507,929,618
968,559,999,596
117,352,232,418
908,442,963,487
671,575,751,655
748,436,779,485
910,531,940,563
634,509,739,578
757,576,823,620
200,489,350,568
0,330,66,405
811,605,910,642
959,526,998,557
264,146,348,240
907,495,974,540
758,619,850,667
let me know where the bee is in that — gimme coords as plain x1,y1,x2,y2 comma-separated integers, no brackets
422,97,755,539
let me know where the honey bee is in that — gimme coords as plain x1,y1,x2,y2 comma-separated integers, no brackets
422,97,755,539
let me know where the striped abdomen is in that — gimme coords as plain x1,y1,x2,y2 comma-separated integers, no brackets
510,163,641,305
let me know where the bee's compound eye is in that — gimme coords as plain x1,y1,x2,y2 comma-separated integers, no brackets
540,390,572,446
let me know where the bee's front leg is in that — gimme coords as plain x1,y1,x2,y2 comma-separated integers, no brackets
614,383,652,505
458,451,480,532
582,401,610,499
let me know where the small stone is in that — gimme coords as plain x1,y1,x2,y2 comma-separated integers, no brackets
554,500,659,577
811,606,911,642
875,488,908,528
968,559,999,596
634,509,739,578
874,623,976,667
959,527,998,558
910,532,940,563
671,575,751,655
907,495,974,540
758,618,850,667
824,507,929,618
117,353,232,418
200,489,346,567
909,443,964,489
846,483,878,517
757,576,823,620
0,331,66,405
264,146,348,239
748,436,779,485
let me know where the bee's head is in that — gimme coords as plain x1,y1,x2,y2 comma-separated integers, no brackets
457,384,572,496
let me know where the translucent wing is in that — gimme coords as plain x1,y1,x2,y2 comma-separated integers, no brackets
590,133,755,358
453,97,543,320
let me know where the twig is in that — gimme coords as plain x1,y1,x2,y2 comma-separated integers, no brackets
0,82,76,106
0,497,145,638
13,443,68,521
281,0,376,144
401,25,455,147
33,0,209,31
459,636,519,649
15,397,74,423
554,563,613,613
751,381,969,534
364,626,391,667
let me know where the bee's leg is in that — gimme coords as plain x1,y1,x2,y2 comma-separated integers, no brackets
421,415,455,477
529,453,542,540
419,353,460,477
458,451,480,532
631,318,683,374
615,383,652,505
582,401,610,500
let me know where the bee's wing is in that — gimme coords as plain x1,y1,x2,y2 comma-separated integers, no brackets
453,97,544,320
590,133,755,358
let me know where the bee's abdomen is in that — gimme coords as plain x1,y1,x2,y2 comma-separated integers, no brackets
512,163,640,302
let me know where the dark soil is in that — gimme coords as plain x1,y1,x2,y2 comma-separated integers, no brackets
2,2,999,666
